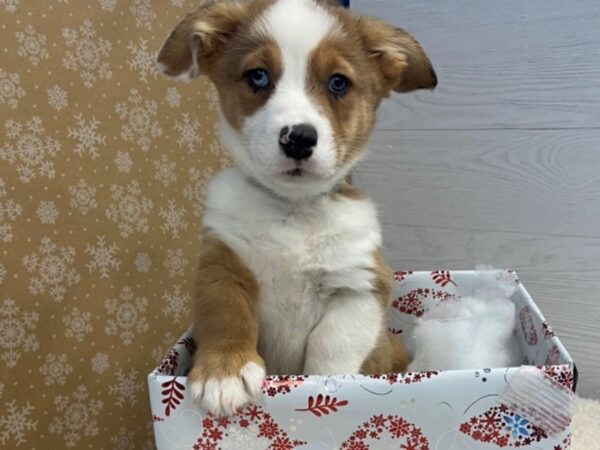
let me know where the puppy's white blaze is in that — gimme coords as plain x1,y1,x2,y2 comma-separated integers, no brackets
233,0,341,197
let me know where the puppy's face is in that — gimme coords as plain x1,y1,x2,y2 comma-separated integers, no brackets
158,0,436,198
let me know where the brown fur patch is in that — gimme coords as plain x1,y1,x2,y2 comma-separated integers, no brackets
308,32,379,168
188,232,264,383
212,34,283,131
157,0,276,79
360,249,411,373
332,179,366,200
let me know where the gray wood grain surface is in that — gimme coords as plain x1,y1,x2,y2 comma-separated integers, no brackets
353,0,600,398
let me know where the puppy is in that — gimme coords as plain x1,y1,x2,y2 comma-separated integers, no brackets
157,0,436,416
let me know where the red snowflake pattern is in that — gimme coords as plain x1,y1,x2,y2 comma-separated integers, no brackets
367,371,439,385
459,404,549,448
341,415,429,450
393,271,413,282
193,405,306,450
262,375,306,397
542,321,555,339
519,307,538,345
392,288,456,317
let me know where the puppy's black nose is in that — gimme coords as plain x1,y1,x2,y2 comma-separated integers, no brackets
279,124,318,161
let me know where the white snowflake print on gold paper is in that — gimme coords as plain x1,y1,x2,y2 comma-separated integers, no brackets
22,237,80,302
39,353,73,386
127,38,157,82
85,235,120,278
48,84,69,111
36,200,58,224
165,86,181,108
115,88,161,152
175,113,202,152
0,0,20,13
0,263,6,285
0,177,23,242
67,114,106,159
62,20,112,88
153,154,177,187
109,369,143,407
163,248,188,278
0,298,39,368
1,116,60,183
0,68,26,109
98,0,117,12
151,330,176,362
205,84,220,111
105,181,153,238
130,0,155,29
104,286,148,344
49,385,103,448
0,400,37,447
90,352,109,374
184,166,214,218
159,200,188,238
162,285,190,324
134,252,151,273
114,151,133,173
63,307,93,342
47,84,68,111
15,24,49,66
111,427,136,450
68,179,97,215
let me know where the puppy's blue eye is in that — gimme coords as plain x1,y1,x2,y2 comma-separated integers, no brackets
246,68,270,91
328,74,350,96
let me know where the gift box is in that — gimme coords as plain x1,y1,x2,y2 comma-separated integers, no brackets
148,270,576,449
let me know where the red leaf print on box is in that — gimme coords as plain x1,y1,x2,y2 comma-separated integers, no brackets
295,394,348,417
519,306,538,345
393,271,413,282
161,376,185,417
431,270,457,287
392,288,456,317
177,336,197,354
193,405,306,449
157,348,178,376
459,404,549,447
341,415,429,450
262,375,306,397
368,371,440,385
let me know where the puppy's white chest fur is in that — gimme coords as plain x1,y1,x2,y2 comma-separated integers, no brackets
203,168,383,374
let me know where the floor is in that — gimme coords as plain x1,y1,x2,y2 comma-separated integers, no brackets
353,0,600,399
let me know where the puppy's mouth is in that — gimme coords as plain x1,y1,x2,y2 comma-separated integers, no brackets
286,168,304,177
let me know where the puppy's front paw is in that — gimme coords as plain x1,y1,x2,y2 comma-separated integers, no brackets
189,355,265,416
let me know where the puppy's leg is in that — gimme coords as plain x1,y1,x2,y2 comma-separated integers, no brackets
303,290,384,374
189,232,265,416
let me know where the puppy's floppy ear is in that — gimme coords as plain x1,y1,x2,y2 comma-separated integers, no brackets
156,0,246,80
357,16,437,94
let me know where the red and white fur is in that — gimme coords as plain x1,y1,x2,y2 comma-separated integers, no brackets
157,0,436,416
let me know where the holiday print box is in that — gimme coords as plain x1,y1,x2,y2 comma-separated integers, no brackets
148,270,576,450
